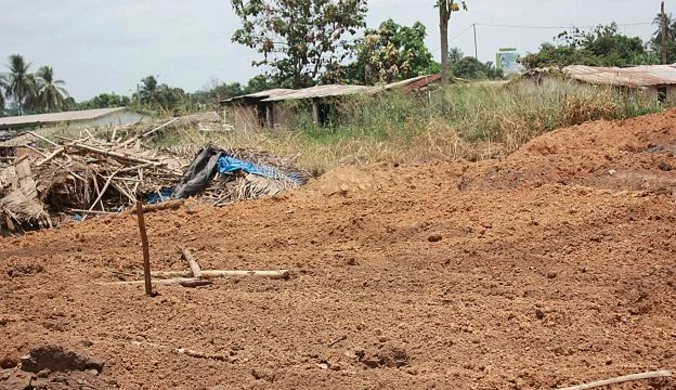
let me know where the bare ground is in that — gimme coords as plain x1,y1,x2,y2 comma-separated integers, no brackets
1,110,676,389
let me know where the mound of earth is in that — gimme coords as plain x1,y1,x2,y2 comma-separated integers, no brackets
1,110,675,389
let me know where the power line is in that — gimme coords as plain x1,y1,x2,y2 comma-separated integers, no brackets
431,23,474,53
475,22,653,30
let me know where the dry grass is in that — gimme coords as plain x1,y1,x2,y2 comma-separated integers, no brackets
153,82,662,175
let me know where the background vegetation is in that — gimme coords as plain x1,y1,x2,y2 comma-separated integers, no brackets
153,83,661,174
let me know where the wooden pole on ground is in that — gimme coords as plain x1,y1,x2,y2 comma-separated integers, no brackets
557,370,672,390
135,200,153,297
152,269,290,279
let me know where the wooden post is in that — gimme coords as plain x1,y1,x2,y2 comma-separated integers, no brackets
662,1,669,65
265,104,273,128
312,99,320,126
439,1,450,113
136,201,153,297
472,23,478,59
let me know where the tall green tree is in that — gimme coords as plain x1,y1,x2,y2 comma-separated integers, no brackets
36,66,68,112
448,47,464,66
231,0,368,88
78,93,131,109
346,19,438,85
137,75,187,113
139,75,162,107
451,56,503,80
5,54,37,115
521,24,658,68
436,1,467,91
651,12,676,63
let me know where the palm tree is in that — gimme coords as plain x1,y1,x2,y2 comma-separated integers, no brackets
36,66,68,112
0,74,7,116
5,54,37,115
448,47,464,66
139,75,161,106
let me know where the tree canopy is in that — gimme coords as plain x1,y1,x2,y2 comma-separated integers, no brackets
345,19,438,85
448,50,503,80
521,23,658,69
1,54,70,116
231,0,368,88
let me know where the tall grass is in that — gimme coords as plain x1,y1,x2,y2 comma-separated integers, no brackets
155,82,662,175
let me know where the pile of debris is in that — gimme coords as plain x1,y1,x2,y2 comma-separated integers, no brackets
0,119,309,233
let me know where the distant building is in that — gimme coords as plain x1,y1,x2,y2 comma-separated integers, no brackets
521,65,676,103
220,74,442,130
0,107,147,131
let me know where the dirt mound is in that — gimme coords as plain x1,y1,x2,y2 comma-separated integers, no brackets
458,109,676,194
1,111,675,389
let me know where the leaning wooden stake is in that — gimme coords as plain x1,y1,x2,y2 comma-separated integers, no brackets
557,370,672,390
136,201,153,297
179,246,202,278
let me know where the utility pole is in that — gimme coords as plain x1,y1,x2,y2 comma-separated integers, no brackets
473,23,478,59
662,1,668,65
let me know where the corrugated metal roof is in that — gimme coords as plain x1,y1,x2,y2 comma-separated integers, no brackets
0,107,127,128
221,88,295,104
262,85,372,102
379,74,442,91
528,65,676,88
223,74,440,104
244,88,295,99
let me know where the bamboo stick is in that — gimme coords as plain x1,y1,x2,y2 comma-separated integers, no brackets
27,131,59,147
105,278,211,288
87,169,122,212
115,118,179,149
36,147,65,167
557,370,672,390
69,208,116,215
152,270,290,279
69,143,163,166
178,246,202,278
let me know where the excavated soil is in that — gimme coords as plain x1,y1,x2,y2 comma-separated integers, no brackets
1,110,676,389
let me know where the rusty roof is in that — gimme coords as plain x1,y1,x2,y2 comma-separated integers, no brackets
223,74,440,104
0,107,127,129
261,84,372,102
379,74,442,91
554,65,676,88
220,88,295,104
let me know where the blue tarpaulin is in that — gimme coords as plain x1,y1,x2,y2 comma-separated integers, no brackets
171,145,307,199
216,155,304,184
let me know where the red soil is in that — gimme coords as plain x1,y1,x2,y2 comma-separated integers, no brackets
1,110,675,389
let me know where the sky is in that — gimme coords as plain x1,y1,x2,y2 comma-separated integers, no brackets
0,0,663,101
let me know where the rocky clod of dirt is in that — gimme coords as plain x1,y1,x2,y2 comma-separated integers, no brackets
20,345,104,374
357,343,409,369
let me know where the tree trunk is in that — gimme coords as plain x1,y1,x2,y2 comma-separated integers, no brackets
439,2,450,112
662,1,669,65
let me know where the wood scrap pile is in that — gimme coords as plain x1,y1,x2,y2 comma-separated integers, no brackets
0,118,309,234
